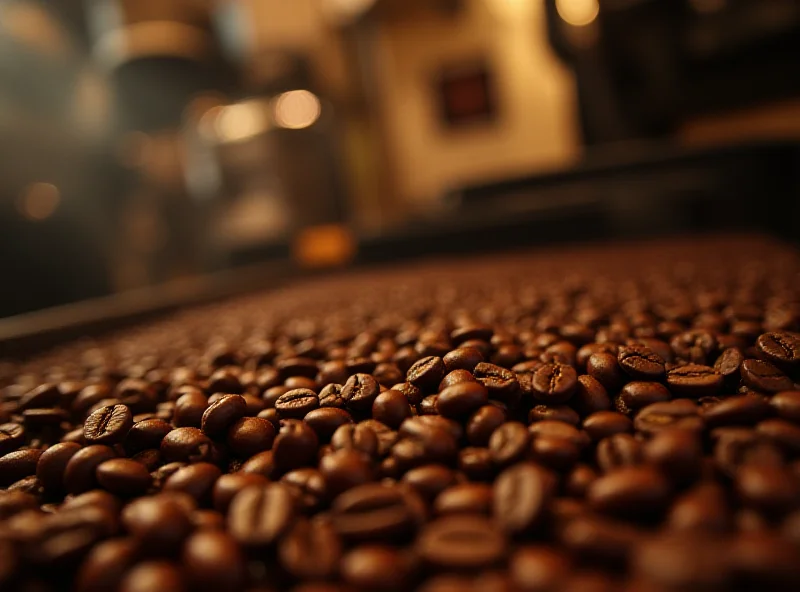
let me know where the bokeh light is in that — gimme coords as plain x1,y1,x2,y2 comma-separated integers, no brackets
273,90,322,130
17,183,61,221
556,0,600,27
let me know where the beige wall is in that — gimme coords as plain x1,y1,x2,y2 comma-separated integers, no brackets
375,0,579,206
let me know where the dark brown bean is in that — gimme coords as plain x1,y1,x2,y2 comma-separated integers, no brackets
473,363,519,402
0,422,25,456
36,441,81,492
75,537,139,592
63,445,116,494
273,419,319,472
493,462,554,535
489,422,530,467
173,390,208,428
770,391,800,422
436,382,488,419
319,449,374,496
756,331,800,367
331,482,421,541
279,518,342,581
617,345,665,380
96,458,151,496
736,464,799,516
417,515,507,570
274,388,319,420
572,374,611,415
583,412,633,441
510,546,571,592
642,428,703,482
161,427,214,464
227,483,296,546
122,494,193,554
402,464,458,503
666,364,723,397
119,561,185,592
212,472,269,514
588,466,671,518
530,362,578,404
667,482,731,533
586,353,625,391
596,434,641,473
634,399,704,436
201,395,246,437
435,483,493,516
341,545,415,591
182,530,245,592
163,462,222,505
226,417,275,458
740,359,794,393
84,404,133,445
372,389,412,428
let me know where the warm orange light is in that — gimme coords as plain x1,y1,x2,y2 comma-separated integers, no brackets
273,90,322,130
214,101,270,143
294,225,356,268
17,183,60,221
556,0,599,27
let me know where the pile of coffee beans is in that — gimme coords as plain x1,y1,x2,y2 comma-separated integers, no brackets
1,235,800,591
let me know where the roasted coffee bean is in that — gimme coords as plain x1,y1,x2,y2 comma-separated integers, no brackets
434,483,493,516
275,388,319,419
571,375,611,415
596,434,641,473
62,445,116,494
670,330,717,364
756,331,800,368
729,532,800,588
125,419,172,454
284,375,318,391
702,394,771,427
740,359,794,393
331,423,379,458
493,462,554,535
530,435,580,471
319,449,374,496
303,407,353,442
770,390,800,422
473,363,519,402
182,530,245,592
565,463,598,498
279,518,342,581
466,406,506,447
407,356,447,393
528,362,577,405
341,373,381,412
163,462,222,504
488,422,530,467
588,466,670,519
634,399,703,436
577,343,618,370
510,546,571,592
331,482,421,541
228,483,296,546
273,419,319,472
75,537,139,592
0,422,25,455
666,482,731,533
438,369,476,391
402,464,458,502
417,515,507,570
666,364,723,397
173,389,208,427
226,417,275,458
161,427,213,464
458,447,495,481
443,347,484,373
93,457,152,496
583,412,632,441
119,561,185,592
212,473,269,514
736,464,799,516
36,441,81,492
281,467,328,512
617,345,665,380
201,394,246,437
642,427,702,482
528,420,589,450
0,490,38,519
392,381,424,406
436,382,488,419
122,494,193,554
715,347,744,381
84,404,133,445
586,353,625,391
0,448,42,487
372,389,412,428
713,428,784,477
757,418,800,454
632,533,732,590
341,544,416,591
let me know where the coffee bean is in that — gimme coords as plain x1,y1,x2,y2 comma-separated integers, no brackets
642,427,702,482
529,362,578,405
702,394,771,427
331,423,379,459
36,441,81,492
437,382,488,419
96,458,151,496
339,373,380,412
713,427,784,477
666,364,723,397
729,532,800,588
493,462,554,535
331,482,421,541
510,546,571,592
119,561,185,592
634,399,703,436
583,412,632,441
596,434,641,473
670,330,717,364
571,375,611,415
438,369,476,391
528,420,590,450
161,427,213,464
736,464,799,516
0,490,38,519
667,483,731,533
402,464,458,502
302,407,353,443
714,346,744,381
633,533,732,590
392,382,424,406
488,422,530,467
741,359,794,393
757,418,800,454
443,347,484,373
617,345,665,380
586,353,625,391
63,445,116,494
770,390,800,422
122,494,193,554
281,467,328,512
125,418,172,454
341,545,416,591
173,390,208,427
407,356,447,393
75,537,139,592
319,449,374,496
84,404,133,445
756,331,800,368
588,466,670,518
273,419,319,472
372,389,412,428
228,483,296,546
279,518,342,581
434,483,492,516
201,395,246,437
182,530,245,592
226,417,275,458
212,473,269,514
275,388,319,420
458,447,494,481
163,462,222,505
565,463,598,498
473,363,519,402
466,406,506,447
417,515,507,570
0,422,25,456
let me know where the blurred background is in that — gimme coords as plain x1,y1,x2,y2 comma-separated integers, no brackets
1,0,799,320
